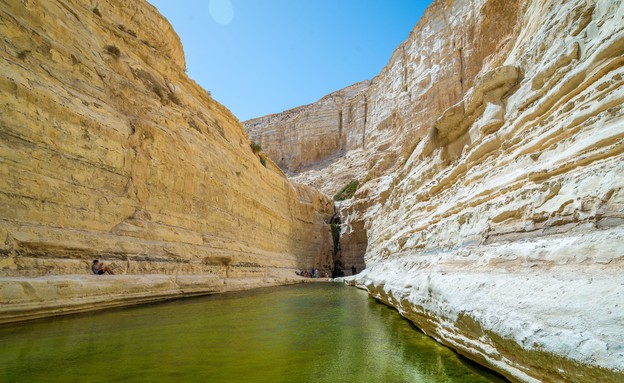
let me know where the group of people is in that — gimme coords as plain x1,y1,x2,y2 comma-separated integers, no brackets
296,265,358,279
92,260,355,278
296,268,325,278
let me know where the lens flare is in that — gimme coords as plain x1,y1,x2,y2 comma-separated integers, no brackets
209,0,234,25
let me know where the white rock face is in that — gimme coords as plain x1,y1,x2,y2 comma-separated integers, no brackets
248,0,624,381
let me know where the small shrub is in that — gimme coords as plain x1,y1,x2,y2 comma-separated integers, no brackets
92,7,102,17
249,142,266,167
104,45,120,59
250,142,262,153
334,179,359,201
17,50,30,60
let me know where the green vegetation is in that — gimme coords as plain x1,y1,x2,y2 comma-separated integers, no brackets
334,179,359,201
250,142,262,154
250,142,267,167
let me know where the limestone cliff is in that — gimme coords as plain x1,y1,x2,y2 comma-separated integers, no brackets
246,0,624,382
0,0,333,323
246,81,370,174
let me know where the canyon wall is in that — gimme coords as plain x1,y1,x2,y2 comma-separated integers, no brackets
0,0,333,323
246,81,370,174
245,0,624,382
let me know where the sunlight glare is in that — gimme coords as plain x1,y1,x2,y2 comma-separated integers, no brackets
209,0,234,25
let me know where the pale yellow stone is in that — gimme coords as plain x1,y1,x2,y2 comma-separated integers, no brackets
0,0,333,321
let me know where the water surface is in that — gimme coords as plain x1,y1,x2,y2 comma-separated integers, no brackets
0,283,506,382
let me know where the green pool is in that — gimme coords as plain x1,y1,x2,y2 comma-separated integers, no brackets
0,283,506,383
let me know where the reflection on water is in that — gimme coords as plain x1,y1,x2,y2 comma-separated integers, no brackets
0,283,506,383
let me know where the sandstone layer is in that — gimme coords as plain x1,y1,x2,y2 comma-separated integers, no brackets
246,81,371,174
0,0,334,323
0,272,327,325
246,0,624,381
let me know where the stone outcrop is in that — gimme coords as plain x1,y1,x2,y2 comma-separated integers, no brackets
0,0,334,323
0,272,326,325
245,0,624,381
246,81,370,174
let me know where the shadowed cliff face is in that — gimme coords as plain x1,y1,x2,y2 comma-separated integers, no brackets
245,0,624,382
0,0,334,279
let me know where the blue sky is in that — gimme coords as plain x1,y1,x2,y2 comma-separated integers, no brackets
147,0,432,121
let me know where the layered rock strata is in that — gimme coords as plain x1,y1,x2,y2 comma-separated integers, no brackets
246,0,624,381
0,272,325,325
0,0,333,323
246,81,370,174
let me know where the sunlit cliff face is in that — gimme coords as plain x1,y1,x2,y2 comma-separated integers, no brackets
0,0,336,321
245,0,624,382
0,0,623,381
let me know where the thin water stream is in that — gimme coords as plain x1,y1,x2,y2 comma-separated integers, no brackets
0,283,506,382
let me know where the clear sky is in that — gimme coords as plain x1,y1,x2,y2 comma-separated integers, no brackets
147,0,433,122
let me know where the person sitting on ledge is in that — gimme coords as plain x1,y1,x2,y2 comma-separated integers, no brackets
92,259,114,275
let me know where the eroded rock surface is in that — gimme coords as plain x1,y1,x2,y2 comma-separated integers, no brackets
246,0,624,381
246,81,370,174
0,0,333,322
